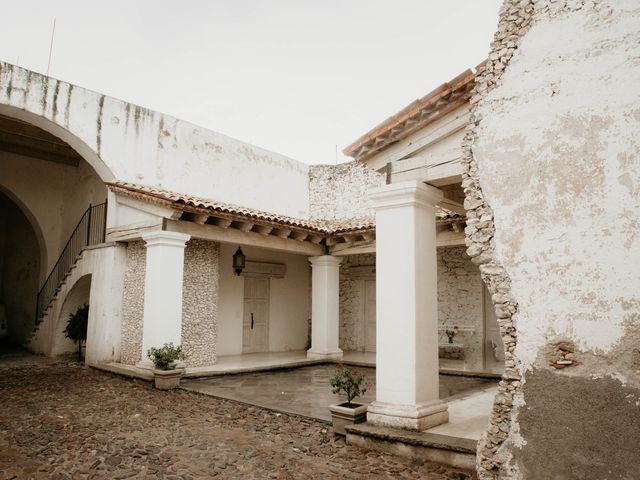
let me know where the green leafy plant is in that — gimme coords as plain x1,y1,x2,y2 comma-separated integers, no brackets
64,304,89,362
147,342,186,370
329,364,367,407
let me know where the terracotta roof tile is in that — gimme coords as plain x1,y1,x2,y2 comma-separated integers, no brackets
343,66,480,161
107,182,375,234
107,182,461,238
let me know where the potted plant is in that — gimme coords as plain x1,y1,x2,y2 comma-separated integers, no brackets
64,304,89,362
146,342,186,390
445,326,459,344
328,365,368,435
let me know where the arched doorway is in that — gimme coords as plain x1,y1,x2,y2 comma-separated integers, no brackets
0,191,41,345
0,113,108,351
51,274,92,357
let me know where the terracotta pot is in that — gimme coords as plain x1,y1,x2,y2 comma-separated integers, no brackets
152,368,184,390
329,402,368,435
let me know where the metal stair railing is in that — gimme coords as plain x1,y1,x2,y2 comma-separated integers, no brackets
35,201,107,322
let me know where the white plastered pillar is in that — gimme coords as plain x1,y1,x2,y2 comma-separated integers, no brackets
138,231,190,367
307,255,343,360
367,180,448,431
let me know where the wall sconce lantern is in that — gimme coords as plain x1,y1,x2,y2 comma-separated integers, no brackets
233,247,245,276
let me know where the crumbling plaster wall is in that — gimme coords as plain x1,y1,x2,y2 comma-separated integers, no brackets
309,162,384,221
465,0,640,478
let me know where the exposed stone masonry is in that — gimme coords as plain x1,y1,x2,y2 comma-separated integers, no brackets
339,250,485,364
309,162,384,221
461,0,535,478
120,241,146,365
339,254,376,352
181,240,219,367
437,247,483,369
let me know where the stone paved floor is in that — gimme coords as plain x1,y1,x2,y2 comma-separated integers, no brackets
182,365,496,422
0,351,477,479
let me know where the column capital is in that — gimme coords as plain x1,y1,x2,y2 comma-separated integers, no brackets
142,230,191,248
369,180,443,211
308,255,343,267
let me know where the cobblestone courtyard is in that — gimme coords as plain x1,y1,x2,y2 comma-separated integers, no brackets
0,352,476,479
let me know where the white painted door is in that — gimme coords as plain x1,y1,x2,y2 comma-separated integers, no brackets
364,279,377,352
243,277,270,353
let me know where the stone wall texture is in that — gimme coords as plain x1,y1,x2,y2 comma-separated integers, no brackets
437,246,483,369
309,161,384,221
465,0,640,478
339,249,484,363
181,239,219,367
338,254,376,352
120,241,146,365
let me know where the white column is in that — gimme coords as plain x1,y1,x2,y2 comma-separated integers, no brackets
307,255,343,360
139,231,190,366
367,180,448,431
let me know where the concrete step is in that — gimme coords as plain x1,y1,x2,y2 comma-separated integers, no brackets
345,423,477,471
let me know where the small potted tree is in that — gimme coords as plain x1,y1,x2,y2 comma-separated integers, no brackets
64,304,89,362
329,365,368,435
147,342,186,390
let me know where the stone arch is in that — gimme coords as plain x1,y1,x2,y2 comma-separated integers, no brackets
0,104,114,183
51,274,92,357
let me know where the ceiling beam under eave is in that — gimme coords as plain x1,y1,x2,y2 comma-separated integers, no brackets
165,219,324,256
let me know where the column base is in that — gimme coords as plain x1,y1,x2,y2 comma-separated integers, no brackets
367,400,449,431
306,348,343,361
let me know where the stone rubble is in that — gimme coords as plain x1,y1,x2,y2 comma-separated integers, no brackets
461,0,535,478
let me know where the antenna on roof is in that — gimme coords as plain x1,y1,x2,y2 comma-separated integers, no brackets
335,144,338,165
46,18,56,76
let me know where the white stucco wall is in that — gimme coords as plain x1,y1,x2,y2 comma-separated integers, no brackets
0,150,106,273
217,244,310,356
29,243,126,364
0,62,310,219
51,274,91,356
473,0,640,368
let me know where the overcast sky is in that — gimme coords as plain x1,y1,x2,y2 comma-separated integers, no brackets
1,1,502,165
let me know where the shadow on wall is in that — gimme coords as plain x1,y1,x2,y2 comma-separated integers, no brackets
0,191,40,345
52,274,92,356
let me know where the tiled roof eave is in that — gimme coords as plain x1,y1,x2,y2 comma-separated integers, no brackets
106,182,376,236
343,66,481,162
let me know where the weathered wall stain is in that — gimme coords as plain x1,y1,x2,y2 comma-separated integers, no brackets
468,0,640,478
515,368,640,480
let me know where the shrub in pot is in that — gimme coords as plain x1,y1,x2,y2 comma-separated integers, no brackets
329,364,368,435
147,342,186,390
